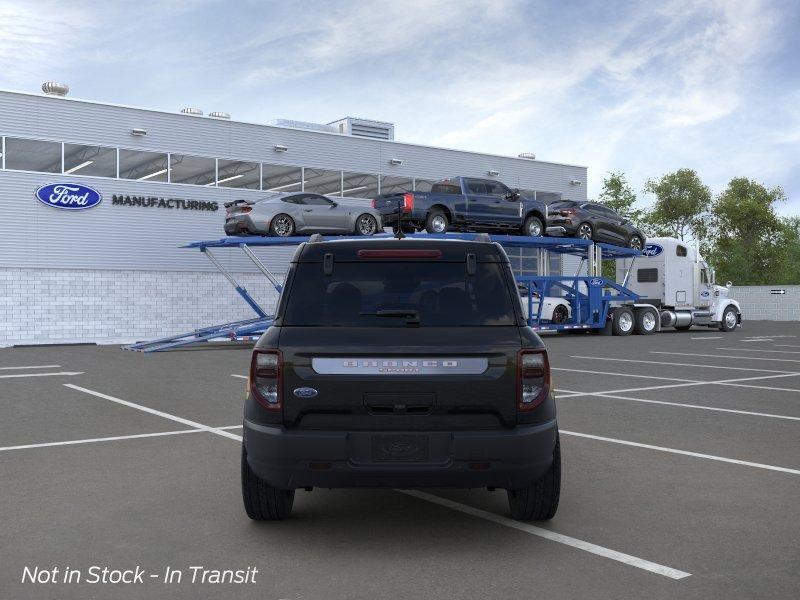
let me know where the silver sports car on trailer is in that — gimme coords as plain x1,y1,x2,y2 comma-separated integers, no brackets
224,192,383,237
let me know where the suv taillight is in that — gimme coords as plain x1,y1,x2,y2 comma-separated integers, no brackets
517,349,550,410
371,198,377,209
250,349,282,410
402,193,414,213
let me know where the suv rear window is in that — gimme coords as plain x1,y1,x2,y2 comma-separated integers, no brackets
430,181,462,194
283,262,516,327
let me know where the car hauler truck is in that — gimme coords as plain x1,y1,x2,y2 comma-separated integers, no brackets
614,237,741,334
126,233,741,352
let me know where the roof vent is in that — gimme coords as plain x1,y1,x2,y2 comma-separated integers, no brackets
42,82,69,97
180,107,203,116
518,152,536,160
328,117,395,140
209,111,230,119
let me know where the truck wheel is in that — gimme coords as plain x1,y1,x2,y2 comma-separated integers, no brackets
634,308,657,335
507,434,560,521
719,306,739,332
425,210,449,234
612,308,634,336
523,215,544,237
241,446,294,520
269,214,295,237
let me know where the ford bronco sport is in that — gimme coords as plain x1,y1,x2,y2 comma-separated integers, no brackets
241,235,560,521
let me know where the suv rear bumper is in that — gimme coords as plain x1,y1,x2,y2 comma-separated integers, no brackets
243,419,558,490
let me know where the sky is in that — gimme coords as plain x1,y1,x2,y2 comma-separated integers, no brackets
1,0,799,214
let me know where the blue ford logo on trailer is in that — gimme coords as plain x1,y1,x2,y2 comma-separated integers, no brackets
642,243,663,257
35,183,102,210
589,278,603,286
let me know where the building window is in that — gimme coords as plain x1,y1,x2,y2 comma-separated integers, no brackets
63,144,117,177
119,149,168,182
4,137,61,173
341,172,379,198
217,159,260,189
379,175,413,195
169,154,216,186
414,178,436,192
304,168,342,196
263,164,302,193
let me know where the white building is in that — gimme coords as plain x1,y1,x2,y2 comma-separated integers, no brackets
0,85,587,346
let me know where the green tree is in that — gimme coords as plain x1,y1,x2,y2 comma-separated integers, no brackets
643,169,711,241
706,178,794,285
597,171,644,226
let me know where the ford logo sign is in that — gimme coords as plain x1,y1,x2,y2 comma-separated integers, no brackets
642,243,663,257
293,387,318,398
700,290,710,298
589,278,603,286
35,183,102,210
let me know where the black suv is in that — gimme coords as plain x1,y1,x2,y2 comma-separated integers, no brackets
241,236,560,521
547,200,646,249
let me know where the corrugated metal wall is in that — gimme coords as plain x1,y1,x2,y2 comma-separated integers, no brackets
0,89,587,273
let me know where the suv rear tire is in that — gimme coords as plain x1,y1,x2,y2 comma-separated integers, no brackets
241,447,295,520
507,435,560,521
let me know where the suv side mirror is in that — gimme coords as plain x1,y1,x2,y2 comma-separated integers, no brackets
330,201,338,208
505,189,520,201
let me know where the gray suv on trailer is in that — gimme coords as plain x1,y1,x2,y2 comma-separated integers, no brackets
241,235,560,521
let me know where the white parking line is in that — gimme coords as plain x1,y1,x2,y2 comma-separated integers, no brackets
555,372,800,398
557,389,800,422
561,430,800,476
231,374,247,379
690,336,723,340
552,367,701,383
64,384,243,441
0,365,62,370
0,371,83,379
650,351,800,364
569,355,797,374
716,347,800,355
0,425,244,453
398,490,691,580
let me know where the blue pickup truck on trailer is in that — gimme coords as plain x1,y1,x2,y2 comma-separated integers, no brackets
372,177,551,237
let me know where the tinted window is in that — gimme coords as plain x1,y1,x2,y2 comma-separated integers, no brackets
677,245,688,257
304,194,334,206
119,149,168,182
64,144,117,177
170,154,216,186
637,268,658,283
485,181,511,197
283,262,516,327
5,138,61,173
466,180,490,195
430,181,462,194
281,195,304,205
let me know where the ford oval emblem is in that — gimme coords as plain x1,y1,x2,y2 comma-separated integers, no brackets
589,278,603,286
35,183,102,210
293,387,318,398
642,243,663,257
700,290,710,297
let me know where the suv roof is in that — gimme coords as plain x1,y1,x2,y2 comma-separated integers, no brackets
296,238,509,263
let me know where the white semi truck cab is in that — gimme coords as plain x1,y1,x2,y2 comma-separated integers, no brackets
615,237,741,332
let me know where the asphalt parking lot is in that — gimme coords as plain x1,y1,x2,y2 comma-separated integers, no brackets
1,321,799,599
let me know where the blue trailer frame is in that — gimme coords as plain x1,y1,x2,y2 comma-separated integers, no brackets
125,233,641,351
